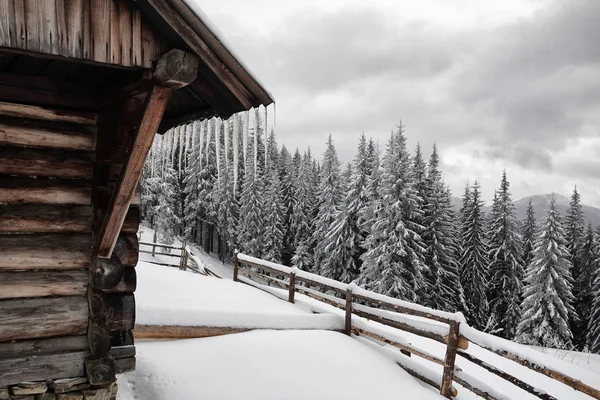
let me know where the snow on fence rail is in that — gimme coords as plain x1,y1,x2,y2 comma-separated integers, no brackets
234,252,600,400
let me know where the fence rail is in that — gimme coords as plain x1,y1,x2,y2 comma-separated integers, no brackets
139,240,221,278
233,252,600,400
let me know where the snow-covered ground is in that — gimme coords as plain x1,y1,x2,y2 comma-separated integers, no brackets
118,330,443,400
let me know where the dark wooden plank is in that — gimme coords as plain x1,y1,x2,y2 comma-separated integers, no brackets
153,49,199,89
114,356,135,374
66,0,84,58
0,204,93,233
0,351,87,387
103,267,136,294
82,0,90,59
118,1,132,67
96,85,171,258
109,0,121,65
12,0,26,50
0,82,98,111
0,296,88,341
0,233,92,270
0,335,87,359
0,147,94,179
24,0,41,53
0,117,96,150
109,345,135,360
0,101,97,124
0,1,12,47
90,0,110,63
440,321,460,397
131,9,142,67
0,177,91,205
56,0,68,55
85,356,115,386
39,0,59,55
0,270,87,299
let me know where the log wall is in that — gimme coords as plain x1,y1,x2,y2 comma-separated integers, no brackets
0,0,170,68
0,98,138,389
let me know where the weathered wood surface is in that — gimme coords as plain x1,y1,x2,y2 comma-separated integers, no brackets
88,292,135,332
153,49,200,89
0,178,91,205
0,335,88,359
440,321,459,397
0,270,87,299
109,345,135,360
84,356,115,386
114,356,135,375
0,351,87,387
0,147,94,179
96,85,171,258
0,0,167,68
0,296,88,341
133,325,251,340
102,268,136,294
0,101,97,124
0,117,96,150
0,204,92,233
0,233,92,270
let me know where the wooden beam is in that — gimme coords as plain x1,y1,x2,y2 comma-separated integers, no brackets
133,325,252,339
0,146,94,179
0,335,88,359
0,351,88,387
0,177,91,205
153,49,199,89
0,117,96,151
0,270,88,299
0,204,92,233
96,85,171,258
0,101,97,124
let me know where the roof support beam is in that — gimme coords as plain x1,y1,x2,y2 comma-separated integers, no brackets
95,50,198,259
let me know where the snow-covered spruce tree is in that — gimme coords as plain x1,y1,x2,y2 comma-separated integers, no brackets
278,146,296,265
411,144,431,300
588,245,600,353
183,121,201,241
460,180,489,329
312,135,343,275
359,123,426,302
289,154,313,265
322,134,373,282
358,139,381,237
516,195,577,348
564,186,587,348
262,167,285,263
486,171,524,339
197,122,218,242
573,224,598,349
422,145,465,312
156,164,180,245
237,153,265,258
522,200,536,268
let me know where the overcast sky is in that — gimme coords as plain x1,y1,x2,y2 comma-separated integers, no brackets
199,0,600,206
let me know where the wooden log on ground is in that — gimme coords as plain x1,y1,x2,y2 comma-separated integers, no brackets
457,351,557,400
0,147,94,179
0,335,88,359
0,101,97,125
0,296,88,341
0,351,88,387
133,325,252,340
0,204,92,233
0,270,87,299
0,117,96,151
0,177,91,205
0,233,92,270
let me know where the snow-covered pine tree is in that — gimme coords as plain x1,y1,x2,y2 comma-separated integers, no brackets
359,123,426,302
197,122,218,247
156,164,180,245
588,242,600,353
261,155,285,263
237,154,265,257
289,154,314,270
565,186,587,348
279,146,295,265
516,195,577,348
573,224,598,349
486,171,524,339
460,180,489,329
358,139,380,237
183,121,201,241
313,135,343,275
411,144,431,300
522,200,536,268
422,145,465,312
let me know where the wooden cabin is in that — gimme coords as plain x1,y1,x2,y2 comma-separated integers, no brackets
0,1,273,398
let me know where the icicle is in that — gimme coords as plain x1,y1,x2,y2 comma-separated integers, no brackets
224,118,229,175
215,118,221,188
243,110,249,171
264,105,268,170
178,125,184,177
171,126,179,167
199,119,205,171
254,108,258,178
184,122,192,169
162,130,171,176
233,114,239,196
150,140,155,178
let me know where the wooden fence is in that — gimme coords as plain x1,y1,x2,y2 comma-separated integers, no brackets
139,240,221,278
233,252,600,400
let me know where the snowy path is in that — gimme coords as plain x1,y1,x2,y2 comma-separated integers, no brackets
118,330,444,400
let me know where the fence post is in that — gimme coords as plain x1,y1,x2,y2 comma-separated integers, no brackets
152,230,157,257
440,320,459,397
233,251,239,282
288,272,296,303
180,240,187,270
344,287,352,336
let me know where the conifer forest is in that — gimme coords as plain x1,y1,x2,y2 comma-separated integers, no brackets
141,112,600,353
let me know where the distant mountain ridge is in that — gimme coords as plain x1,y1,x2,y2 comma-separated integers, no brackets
451,194,600,228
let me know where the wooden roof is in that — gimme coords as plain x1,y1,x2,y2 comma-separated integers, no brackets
0,0,274,131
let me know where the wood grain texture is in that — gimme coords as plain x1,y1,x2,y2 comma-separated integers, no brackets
0,270,88,299
0,177,91,205
0,147,94,179
0,204,92,233
0,101,97,124
0,296,88,341
0,118,96,151
133,325,252,340
0,233,92,270
0,351,87,387
96,86,171,258
0,335,88,359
